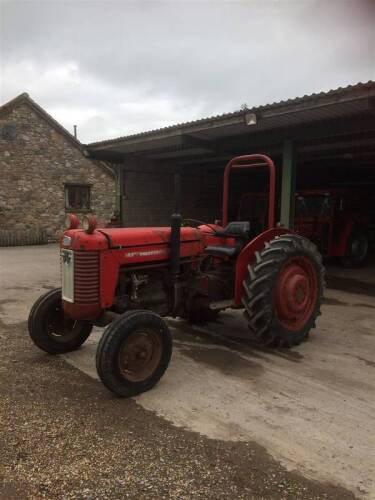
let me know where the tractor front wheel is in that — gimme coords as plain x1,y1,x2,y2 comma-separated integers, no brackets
242,234,324,347
340,230,369,267
28,288,93,354
96,311,172,397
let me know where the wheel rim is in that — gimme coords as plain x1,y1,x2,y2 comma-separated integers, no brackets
350,235,368,261
118,329,162,382
274,256,318,332
44,299,80,342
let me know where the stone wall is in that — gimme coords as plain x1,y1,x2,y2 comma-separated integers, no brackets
0,103,116,240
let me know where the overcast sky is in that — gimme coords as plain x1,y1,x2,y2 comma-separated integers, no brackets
1,0,374,144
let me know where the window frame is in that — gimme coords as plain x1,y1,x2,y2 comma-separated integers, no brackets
64,183,92,212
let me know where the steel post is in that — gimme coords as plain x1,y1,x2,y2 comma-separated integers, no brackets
280,140,296,228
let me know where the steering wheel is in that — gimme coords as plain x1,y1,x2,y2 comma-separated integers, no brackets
182,218,218,233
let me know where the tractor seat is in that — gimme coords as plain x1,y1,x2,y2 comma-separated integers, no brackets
204,221,250,258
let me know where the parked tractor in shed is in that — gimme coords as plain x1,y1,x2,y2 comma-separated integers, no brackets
28,155,324,397
239,188,371,266
295,189,370,267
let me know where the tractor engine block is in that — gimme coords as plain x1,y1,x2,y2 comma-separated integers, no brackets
185,262,234,319
115,269,170,316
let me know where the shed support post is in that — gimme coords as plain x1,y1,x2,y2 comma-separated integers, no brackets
280,140,296,228
118,164,125,225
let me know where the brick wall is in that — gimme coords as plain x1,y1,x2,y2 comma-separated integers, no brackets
121,158,222,227
0,103,116,239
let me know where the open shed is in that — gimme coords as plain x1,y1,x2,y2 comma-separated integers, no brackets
87,81,375,239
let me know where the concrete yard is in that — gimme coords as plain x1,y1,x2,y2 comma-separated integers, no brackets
0,244,374,499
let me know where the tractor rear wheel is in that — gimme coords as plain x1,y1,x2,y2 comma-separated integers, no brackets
242,234,324,347
28,288,93,354
96,311,172,397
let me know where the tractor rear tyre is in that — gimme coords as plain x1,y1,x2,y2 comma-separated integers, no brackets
96,311,172,397
28,288,93,354
242,234,324,347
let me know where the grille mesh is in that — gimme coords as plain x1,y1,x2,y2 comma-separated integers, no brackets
74,251,100,303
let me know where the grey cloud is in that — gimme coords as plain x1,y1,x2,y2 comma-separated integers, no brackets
1,0,374,143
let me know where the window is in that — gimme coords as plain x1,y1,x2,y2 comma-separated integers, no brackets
2,123,17,140
65,184,91,211
295,195,331,218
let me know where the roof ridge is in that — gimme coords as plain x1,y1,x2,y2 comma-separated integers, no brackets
0,92,83,150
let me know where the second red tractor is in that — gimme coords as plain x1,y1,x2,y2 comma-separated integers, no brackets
239,188,371,266
28,155,325,397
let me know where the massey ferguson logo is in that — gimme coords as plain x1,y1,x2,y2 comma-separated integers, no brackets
61,250,72,264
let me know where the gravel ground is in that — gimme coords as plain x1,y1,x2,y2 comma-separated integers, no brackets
0,314,355,499
1,245,368,499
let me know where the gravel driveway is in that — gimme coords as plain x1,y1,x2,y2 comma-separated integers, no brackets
1,244,374,499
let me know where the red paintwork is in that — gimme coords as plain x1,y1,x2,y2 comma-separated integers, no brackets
294,188,370,257
274,256,317,331
63,301,102,320
222,154,276,228
234,227,290,305
66,213,79,229
60,154,294,320
84,214,98,233
62,226,208,318
238,188,370,258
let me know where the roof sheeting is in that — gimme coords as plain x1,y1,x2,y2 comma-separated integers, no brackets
88,80,375,150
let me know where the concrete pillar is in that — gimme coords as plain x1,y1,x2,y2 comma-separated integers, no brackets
280,139,296,228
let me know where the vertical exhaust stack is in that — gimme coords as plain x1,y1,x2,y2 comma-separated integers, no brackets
170,171,182,314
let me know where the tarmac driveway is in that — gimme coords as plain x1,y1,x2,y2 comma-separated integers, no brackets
0,244,374,499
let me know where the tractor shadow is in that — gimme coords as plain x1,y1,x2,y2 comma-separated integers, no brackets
169,309,304,374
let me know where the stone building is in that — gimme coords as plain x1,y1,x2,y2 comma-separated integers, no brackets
0,93,116,244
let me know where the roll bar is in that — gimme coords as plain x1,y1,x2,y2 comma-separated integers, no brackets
222,154,276,228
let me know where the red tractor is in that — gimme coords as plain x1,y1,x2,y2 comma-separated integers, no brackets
239,188,371,266
294,189,370,267
28,155,324,397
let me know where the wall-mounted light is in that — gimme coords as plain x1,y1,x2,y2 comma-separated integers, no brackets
244,112,257,126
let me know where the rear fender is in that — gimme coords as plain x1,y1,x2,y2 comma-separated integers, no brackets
234,227,291,306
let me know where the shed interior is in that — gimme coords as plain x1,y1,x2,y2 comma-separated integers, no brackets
87,82,375,276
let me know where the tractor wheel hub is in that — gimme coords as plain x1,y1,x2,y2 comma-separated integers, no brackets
275,257,317,331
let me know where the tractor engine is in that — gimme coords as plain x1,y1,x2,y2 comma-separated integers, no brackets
114,269,171,316
184,260,234,320
60,220,228,322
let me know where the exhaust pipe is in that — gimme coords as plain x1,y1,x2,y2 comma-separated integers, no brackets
170,171,182,314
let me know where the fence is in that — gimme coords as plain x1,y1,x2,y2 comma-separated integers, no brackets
0,228,48,247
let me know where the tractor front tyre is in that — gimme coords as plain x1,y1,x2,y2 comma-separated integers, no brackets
96,311,172,397
340,230,369,268
242,234,324,347
28,288,93,354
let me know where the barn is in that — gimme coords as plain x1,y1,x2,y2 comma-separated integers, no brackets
0,93,116,245
87,81,375,272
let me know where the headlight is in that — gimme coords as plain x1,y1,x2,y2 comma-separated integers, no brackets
65,214,79,229
82,215,97,234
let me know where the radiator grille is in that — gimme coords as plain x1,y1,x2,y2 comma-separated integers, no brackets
74,251,100,303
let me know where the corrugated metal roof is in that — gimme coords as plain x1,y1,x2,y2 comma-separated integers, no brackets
88,80,375,147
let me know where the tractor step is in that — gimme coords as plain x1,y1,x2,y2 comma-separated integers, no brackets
209,299,235,310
